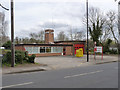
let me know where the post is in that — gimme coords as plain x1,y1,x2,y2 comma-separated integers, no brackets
101,46,103,60
11,0,15,67
86,0,89,62
73,44,75,56
118,1,120,56
94,42,96,60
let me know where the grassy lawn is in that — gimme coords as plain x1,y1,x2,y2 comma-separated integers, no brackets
0,49,2,54
2,62,47,68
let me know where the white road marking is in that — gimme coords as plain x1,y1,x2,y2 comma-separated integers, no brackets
1,82,33,88
64,70,104,79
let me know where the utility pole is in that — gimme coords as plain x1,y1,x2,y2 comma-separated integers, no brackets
118,1,120,36
11,0,15,67
118,1,120,56
86,0,89,62
0,2,14,67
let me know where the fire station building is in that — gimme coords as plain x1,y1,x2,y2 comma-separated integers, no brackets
15,29,86,57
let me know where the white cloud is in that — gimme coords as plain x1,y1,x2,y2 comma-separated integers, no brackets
0,0,118,38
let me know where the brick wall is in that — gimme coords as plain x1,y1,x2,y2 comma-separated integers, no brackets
15,46,25,51
65,46,73,55
45,29,54,44
15,45,73,57
56,42,73,45
28,53,62,57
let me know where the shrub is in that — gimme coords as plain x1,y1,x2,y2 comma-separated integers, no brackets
28,54,36,63
15,50,25,64
2,50,36,65
2,51,11,64
109,49,118,54
2,41,11,49
2,50,10,55
103,39,112,54
24,51,29,61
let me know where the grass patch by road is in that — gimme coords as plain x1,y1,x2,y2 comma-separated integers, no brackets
2,62,47,68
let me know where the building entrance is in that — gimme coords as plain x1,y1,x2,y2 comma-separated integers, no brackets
63,48,66,55
74,44,84,54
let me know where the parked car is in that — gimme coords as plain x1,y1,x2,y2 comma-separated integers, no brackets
0,47,5,57
0,47,5,50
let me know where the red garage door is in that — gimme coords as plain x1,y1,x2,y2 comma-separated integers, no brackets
74,44,84,54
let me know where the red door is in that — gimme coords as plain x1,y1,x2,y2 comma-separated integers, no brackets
74,44,84,54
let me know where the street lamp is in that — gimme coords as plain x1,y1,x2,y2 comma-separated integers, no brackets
86,0,89,62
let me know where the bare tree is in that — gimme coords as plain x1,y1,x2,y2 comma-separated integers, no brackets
0,12,8,36
75,31,86,40
0,12,9,45
29,32,38,39
106,11,118,43
38,30,45,41
83,7,106,45
56,31,69,41
68,26,73,40
68,26,85,41
29,30,45,43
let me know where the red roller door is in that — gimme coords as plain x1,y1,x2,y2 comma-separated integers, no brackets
74,44,84,54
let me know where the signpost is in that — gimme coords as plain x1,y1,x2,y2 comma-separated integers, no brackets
94,46,103,60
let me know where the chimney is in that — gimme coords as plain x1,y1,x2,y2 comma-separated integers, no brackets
45,29,54,44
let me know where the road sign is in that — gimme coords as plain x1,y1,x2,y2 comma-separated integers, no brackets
94,46,103,60
95,46,102,53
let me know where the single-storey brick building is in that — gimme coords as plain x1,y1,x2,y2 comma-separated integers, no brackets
15,29,86,57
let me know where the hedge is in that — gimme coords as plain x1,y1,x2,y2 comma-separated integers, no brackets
2,50,36,65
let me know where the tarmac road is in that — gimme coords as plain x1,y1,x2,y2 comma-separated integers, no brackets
2,62,118,88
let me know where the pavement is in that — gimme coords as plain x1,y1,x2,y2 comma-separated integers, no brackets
2,54,118,74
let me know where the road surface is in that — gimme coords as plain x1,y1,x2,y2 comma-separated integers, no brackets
2,62,118,88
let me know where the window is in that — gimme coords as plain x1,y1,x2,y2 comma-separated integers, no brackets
40,47,45,53
25,47,33,54
33,47,39,54
46,47,51,53
53,47,57,53
25,46,63,54
51,47,54,53
58,47,63,53
51,47,63,53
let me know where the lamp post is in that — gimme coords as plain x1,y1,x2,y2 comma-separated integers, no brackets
86,0,89,62
11,0,15,67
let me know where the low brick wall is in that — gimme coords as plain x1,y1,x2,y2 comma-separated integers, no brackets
29,53,62,57
15,46,25,51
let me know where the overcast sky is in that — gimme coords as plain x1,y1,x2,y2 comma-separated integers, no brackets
0,0,118,38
